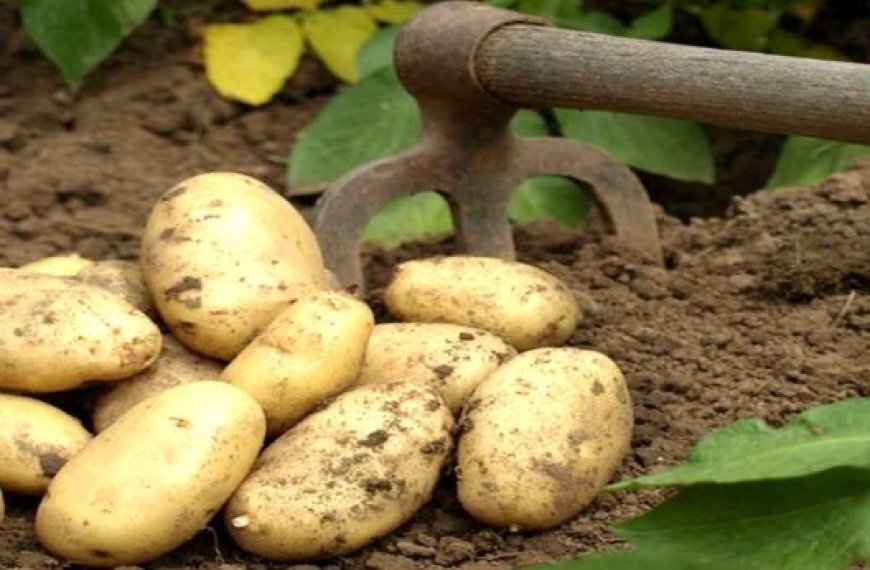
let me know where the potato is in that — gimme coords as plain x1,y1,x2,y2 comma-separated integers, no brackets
0,488,4,526
77,260,157,319
356,323,516,414
140,172,331,360
92,335,224,432
226,382,453,561
20,253,93,276
0,269,162,393
0,394,93,495
222,290,374,436
384,256,580,351
35,381,266,567
457,348,633,531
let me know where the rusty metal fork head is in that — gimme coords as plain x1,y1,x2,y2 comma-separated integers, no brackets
312,1,663,292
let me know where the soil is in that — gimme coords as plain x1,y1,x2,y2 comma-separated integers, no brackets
1,3,870,570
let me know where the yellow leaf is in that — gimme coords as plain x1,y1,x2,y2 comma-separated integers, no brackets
365,0,423,24
787,0,824,23
204,15,304,106
301,6,377,83
241,0,323,12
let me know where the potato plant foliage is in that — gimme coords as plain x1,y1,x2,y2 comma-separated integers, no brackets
16,0,870,248
286,0,870,247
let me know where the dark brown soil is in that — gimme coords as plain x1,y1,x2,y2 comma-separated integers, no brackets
2,4,869,570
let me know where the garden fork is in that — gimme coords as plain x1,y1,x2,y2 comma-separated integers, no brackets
312,1,870,291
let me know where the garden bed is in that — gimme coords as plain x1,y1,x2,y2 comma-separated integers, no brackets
1,7,868,569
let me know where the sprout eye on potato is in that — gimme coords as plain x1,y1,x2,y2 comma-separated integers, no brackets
0,394,93,495
19,253,93,276
0,269,162,393
384,256,581,351
457,348,633,531
356,323,517,415
140,172,332,361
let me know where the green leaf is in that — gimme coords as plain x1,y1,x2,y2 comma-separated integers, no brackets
515,0,581,21
509,177,591,227
509,108,550,138
356,25,399,80
698,5,778,51
21,0,156,85
614,470,870,570
514,0,626,35
560,10,627,35
555,109,714,183
625,5,673,40
766,137,870,188
508,111,590,227
286,67,420,194
610,398,870,490
538,469,870,570
363,192,453,249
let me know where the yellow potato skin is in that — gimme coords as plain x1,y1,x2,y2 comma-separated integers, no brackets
19,253,93,276
77,260,157,319
226,382,453,561
222,290,374,436
140,172,329,361
0,269,163,393
92,334,224,432
0,394,93,495
457,348,633,531
384,256,580,351
35,381,266,567
357,323,517,414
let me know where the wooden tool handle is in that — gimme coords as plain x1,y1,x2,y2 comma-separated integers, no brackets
476,25,870,144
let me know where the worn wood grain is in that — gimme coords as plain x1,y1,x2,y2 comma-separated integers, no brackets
476,25,870,144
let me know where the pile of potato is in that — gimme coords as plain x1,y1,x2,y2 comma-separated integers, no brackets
0,172,634,566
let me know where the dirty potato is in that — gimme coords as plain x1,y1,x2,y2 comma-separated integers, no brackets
225,382,453,561
384,256,580,351
222,290,374,436
357,323,516,414
0,394,93,495
140,172,331,360
0,269,162,393
77,260,157,319
457,348,633,531
19,253,93,276
36,381,266,568
92,335,224,432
